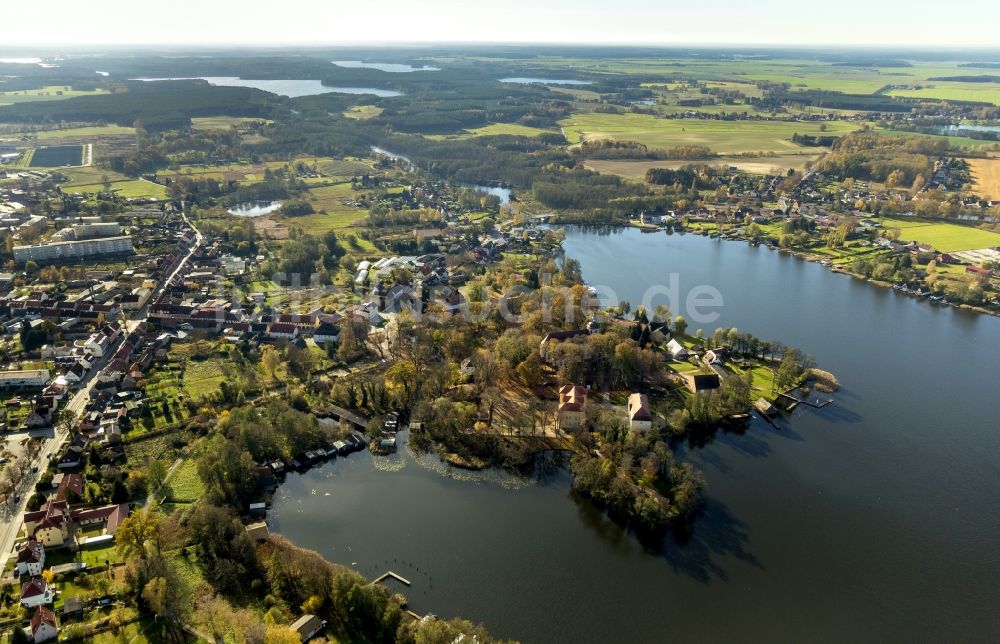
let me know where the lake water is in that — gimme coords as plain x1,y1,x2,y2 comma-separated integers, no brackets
228,201,282,217
271,227,1000,642
370,145,414,170
332,60,440,73
131,77,402,98
471,185,512,204
942,124,1000,134
499,77,593,86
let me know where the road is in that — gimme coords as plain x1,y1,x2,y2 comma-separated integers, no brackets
0,205,201,570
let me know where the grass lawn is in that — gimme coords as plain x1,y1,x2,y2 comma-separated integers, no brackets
878,218,1000,252
0,85,109,106
875,127,1000,150
560,112,859,155
62,178,168,199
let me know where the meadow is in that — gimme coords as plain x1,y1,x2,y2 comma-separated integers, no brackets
879,218,1000,252
560,112,860,154
426,122,555,140
190,116,272,130
584,152,821,179
887,82,1000,106
0,85,109,106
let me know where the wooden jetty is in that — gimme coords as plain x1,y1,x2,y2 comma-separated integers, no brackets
371,571,412,587
776,392,834,410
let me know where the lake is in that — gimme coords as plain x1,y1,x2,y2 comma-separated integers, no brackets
131,77,402,98
371,145,414,170
271,226,1000,642
331,60,440,72
228,201,282,217
499,77,593,85
471,185,511,204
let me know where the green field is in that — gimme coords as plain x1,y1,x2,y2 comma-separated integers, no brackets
585,152,821,178
426,122,555,140
164,459,205,503
181,356,227,399
875,127,1000,150
191,116,271,130
61,177,168,199
29,144,84,167
560,112,860,154
879,218,1000,252
343,105,384,120
0,85,109,106
887,82,1000,106
0,124,135,142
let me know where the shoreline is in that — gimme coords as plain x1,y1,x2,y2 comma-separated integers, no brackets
610,222,1000,319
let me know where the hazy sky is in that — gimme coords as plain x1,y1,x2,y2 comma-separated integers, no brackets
3,0,999,48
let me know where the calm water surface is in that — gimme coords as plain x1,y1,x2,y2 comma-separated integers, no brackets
331,60,440,72
228,201,282,217
272,227,1000,642
131,77,402,98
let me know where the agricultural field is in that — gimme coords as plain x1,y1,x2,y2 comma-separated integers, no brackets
58,172,168,199
584,152,821,179
887,82,1000,106
343,105,384,120
425,122,555,140
968,156,1000,198
879,218,1000,252
29,144,84,167
875,127,1000,150
190,116,271,130
0,124,135,142
560,112,859,154
0,84,109,106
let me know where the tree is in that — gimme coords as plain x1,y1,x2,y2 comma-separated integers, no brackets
115,509,162,560
260,345,282,383
673,315,688,338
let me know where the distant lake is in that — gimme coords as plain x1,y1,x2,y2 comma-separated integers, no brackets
471,185,511,204
131,77,402,98
500,77,592,85
941,124,1000,135
0,57,42,64
371,145,414,170
228,201,282,217
332,60,440,73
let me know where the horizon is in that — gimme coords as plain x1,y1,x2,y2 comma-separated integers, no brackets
3,0,1000,49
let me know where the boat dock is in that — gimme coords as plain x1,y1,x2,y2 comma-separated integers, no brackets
371,571,412,587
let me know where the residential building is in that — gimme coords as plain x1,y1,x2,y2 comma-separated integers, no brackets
290,614,324,642
557,385,588,430
666,338,689,360
13,236,133,263
20,578,54,608
15,541,45,577
0,370,50,388
30,605,58,642
627,393,652,431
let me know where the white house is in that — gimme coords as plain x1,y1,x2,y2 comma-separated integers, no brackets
15,541,45,577
30,605,58,642
666,338,689,360
20,578,54,608
627,393,652,432
0,370,50,389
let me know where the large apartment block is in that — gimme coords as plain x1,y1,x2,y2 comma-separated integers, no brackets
13,236,133,263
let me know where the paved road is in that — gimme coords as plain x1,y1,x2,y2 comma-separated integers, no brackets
0,206,201,570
